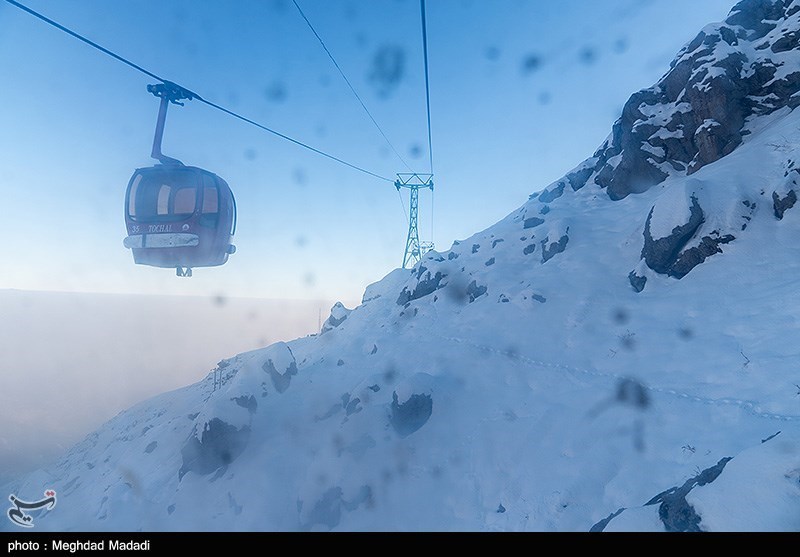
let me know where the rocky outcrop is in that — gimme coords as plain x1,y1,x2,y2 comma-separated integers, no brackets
628,270,647,293
592,457,733,532
262,343,298,394
544,0,800,201
179,419,251,479
396,266,447,305
390,392,433,438
321,302,352,334
541,234,569,264
670,232,736,278
641,196,705,274
773,189,797,219
640,194,738,279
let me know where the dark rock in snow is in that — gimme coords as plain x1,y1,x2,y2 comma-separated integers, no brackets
538,182,565,203
302,486,372,531
773,189,797,219
179,419,250,479
466,280,488,302
390,392,433,438
485,257,496,267
262,346,298,394
396,269,447,305
643,457,733,532
669,232,736,278
523,244,537,256
628,270,647,293
345,397,362,416
595,456,733,531
590,508,626,532
232,395,257,414
541,234,569,263
524,217,545,229
772,29,800,53
321,302,352,334
641,196,704,274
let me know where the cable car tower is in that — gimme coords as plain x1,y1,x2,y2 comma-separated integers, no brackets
397,0,436,269
396,173,434,268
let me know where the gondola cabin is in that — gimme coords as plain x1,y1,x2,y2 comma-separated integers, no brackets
124,165,236,276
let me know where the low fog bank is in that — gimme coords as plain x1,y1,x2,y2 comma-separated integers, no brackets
0,289,353,481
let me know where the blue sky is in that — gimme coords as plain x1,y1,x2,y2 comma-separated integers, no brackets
0,0,734,301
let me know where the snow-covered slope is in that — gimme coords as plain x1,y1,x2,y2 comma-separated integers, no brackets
4,0,800,532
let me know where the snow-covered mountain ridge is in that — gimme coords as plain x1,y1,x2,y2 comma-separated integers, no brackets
4,0,800,532
558,0,800,201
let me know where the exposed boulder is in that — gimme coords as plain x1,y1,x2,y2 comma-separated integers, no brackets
541,234,569,264
390,373,434,438
466,280,488,302
628,269,647,293
523,217,545,229
643,457,733,532
321,302,352,334
641,195,704,275
670,232,736,278
262,342,298,394
179,419,251,479
593,457,732,532
396,266,448,305
773,189,797,219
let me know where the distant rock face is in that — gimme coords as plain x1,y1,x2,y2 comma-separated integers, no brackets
541,0,800,202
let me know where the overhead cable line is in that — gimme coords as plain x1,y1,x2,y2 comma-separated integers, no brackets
292,0,412,172
420,0,435,175
195,97,393,182
5,0,167,83
3,0,394,183
420,0,436,242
